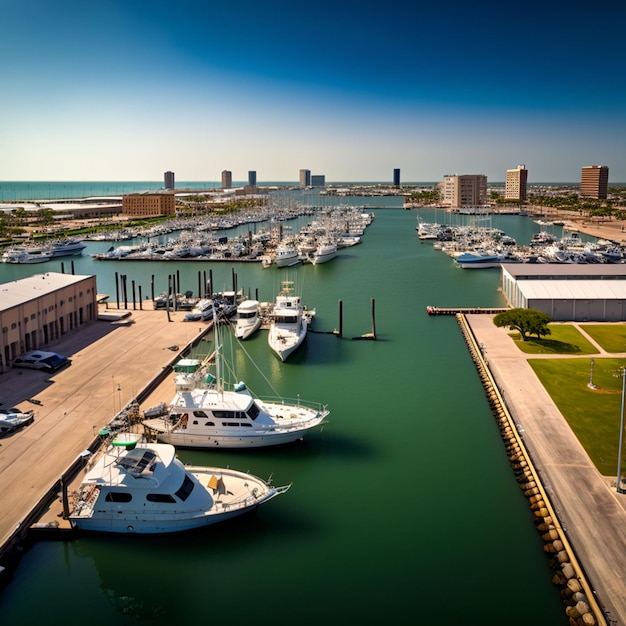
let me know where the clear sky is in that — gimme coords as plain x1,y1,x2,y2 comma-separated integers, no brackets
2,0,625,183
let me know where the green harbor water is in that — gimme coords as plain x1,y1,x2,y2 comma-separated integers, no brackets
0,203,572,625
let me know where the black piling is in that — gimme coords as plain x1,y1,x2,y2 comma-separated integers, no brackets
139,286,143,310
115,272,120,309
150,275,155,302
336,300,343,337
131,280,136,310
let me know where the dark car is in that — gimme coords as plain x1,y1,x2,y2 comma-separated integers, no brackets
13,351,72,372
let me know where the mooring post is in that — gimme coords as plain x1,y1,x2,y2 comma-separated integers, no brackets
371,298,376,339
139,285,143,310
338,299,343,337
131,279,136,310
115,271,120,309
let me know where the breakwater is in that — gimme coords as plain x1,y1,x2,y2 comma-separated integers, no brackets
457,313,606,626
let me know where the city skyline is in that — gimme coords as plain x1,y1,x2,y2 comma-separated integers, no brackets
2,0,625,182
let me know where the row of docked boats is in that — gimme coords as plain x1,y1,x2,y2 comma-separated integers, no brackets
417,218,626,268
181,281,313,362
68,297,328,534
0,238,86,263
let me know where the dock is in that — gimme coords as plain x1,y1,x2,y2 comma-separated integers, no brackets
426,305,509,316
0,306,215,567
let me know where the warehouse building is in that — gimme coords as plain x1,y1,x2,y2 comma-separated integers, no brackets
500,264,626,321
0,272,98,371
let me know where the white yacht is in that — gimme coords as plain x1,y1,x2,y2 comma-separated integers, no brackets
310,240,338,265
267,280,310,361
143,309,329,448
274,243,301,268
235,299,262,340
68,432,290,533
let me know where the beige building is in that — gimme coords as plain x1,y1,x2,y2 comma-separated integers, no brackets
221,170,232,189
122,191,176,217
505,164,528,201
581,165,609,199
0,272,98,370
439,174,488,208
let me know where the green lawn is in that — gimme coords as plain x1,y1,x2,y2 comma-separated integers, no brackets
580,324,626,353
529,357,626,475
509,323,599,355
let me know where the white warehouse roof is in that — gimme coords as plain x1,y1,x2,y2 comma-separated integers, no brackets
518,280,626,301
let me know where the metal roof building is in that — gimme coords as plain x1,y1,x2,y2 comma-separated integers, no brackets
500,264,626,321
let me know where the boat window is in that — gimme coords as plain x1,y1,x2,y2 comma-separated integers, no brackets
146,493,177,503
213,410,235,419
247,402,261,421
105,492,132,503
241,423,252,427
204,421,215,426
175,474,195,501
223,422,239,427
193,410,208,418
192,420,199,425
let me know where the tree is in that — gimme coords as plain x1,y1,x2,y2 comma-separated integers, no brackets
493,308,552,341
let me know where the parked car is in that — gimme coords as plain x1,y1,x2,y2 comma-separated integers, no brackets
12,351,71,372
0,407,35,435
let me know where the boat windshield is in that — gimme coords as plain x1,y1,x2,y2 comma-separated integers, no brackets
247,402,261,421
116,449,158,477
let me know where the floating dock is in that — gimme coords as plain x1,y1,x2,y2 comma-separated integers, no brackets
426,306,509,316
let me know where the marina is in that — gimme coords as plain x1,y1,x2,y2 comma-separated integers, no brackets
0,200,619,625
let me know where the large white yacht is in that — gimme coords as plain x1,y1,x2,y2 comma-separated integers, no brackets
142,308,329,448
68,433,290,533
234,299,262,340
267,280,310,361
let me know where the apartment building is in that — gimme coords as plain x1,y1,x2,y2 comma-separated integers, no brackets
439,174,488,208
581,165,609,199
505,164,528,201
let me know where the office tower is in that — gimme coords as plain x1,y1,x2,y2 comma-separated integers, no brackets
581,165,609,199
393,168,400,187
299,169,311,188
221,170,232,189
311,175,325,187
164,171,175,189
248,171,257,186
505,164,528,202
440,174,488,208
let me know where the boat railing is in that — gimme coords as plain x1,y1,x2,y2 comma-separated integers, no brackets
257,395,329,413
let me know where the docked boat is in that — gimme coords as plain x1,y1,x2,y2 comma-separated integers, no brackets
1,248,53,264
455,249,503,269
68,432,290,533
267,280,310,361
143,309,329,448
235,299,262,340
273,243,301,268
48,238,87,257
310,240,338,265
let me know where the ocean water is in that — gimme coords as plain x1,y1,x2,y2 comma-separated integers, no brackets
0,201,570,625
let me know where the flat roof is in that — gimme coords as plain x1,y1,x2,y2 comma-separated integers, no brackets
502,263,626,279
518,280,626,300
0,272,95,311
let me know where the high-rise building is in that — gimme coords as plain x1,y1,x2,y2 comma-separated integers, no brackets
505,164,528,202
164,171,175,189
299,169,311,188
221,170,232,189
248,171,257,186
311,175,325,187
581,165,609,199
393,168,400,187
439,174,487,208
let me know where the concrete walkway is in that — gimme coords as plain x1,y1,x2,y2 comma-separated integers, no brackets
466,315,626,626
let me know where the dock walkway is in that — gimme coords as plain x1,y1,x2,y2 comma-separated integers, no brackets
0,306,213,564
465,314,626,625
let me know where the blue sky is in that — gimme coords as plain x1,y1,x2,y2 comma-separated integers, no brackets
2,0,625,182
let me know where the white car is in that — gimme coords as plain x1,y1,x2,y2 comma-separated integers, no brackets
13,351,71,372
0,408,35,435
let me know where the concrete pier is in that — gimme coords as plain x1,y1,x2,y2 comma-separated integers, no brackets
0,305,213,566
